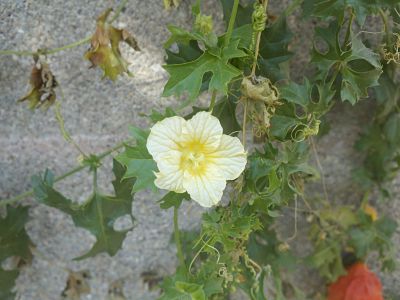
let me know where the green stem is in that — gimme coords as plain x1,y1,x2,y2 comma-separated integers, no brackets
0,140,132,207
174,206,186,269
93,168,98,192
0,37,91,57
109,0,129,23
41,36,91,55
0,50,37,56
209,90,217,111
0,0,127,57
379,8,392,46
224,0,240,47
328,62,341,89
251,0,268,77
344,10,354,51
55,100,87,158
242,98,248,148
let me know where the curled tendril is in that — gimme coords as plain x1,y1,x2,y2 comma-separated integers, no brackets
290,118,321,142
219,265,234,288
252,2,267,32
291,123,306,142
250,2,267,51
383,33,400,64
243,252,262,297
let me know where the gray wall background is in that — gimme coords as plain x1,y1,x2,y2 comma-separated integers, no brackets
0,0,399,299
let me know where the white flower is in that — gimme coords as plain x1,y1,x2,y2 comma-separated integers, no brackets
146,111,247,207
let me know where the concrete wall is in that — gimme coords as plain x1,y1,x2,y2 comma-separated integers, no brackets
1,0,399,299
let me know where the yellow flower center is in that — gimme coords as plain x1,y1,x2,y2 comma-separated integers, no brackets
179,140,209,176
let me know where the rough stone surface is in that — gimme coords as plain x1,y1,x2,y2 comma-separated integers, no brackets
0,1,399,299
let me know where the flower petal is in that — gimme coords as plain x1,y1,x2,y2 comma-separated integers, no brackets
154,158,185,193
147,116,186,160
185,111,223,151
209,135,247,180
183,168,226,207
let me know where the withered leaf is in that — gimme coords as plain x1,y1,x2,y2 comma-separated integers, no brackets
85,9,140,81
107,279,126,300
18,56,58,110
61,270,91,300
163,0,181,10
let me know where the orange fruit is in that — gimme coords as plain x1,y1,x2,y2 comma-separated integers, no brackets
327,262,383,300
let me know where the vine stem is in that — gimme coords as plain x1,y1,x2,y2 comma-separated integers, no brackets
327,11,354,88
242,99,248,148
344,10,354,51
224,0,240,47
310,137,329,202
93,168,98,192
174,206,186,269
242,0,269,147
0,0,128,57
0,140,132,207
251,0,269,77
379,8,392,45
208,0,240,116
0,37,91,57
209,90,217,111
55,99,87,158
109,0,129,23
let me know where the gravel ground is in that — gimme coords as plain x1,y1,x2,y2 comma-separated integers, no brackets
0,0,399,299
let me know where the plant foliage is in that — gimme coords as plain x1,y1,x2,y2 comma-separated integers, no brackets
1,0,400,299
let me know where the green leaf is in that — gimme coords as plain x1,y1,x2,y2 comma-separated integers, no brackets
212,94,241,135
319,206,358,229
312,20,382,104
376,216,398,237
219,0,253,28
228,13,293,82
158,192,190,209
146,108,177,123
186,87,241,135
303,0,346,23
0,206,33,262
384,113,400,144
0,269,18,300
127,126,149,145
116,127,157,193
32,160,136,259
349,213,397,266
303,0,398,25
166,40,204,65
272,78,335,142
164,26,204,49
374,70,400,121
158,265,221,300
355,68,400,187
0,206,33,299
164,25,217,50
257,15,293,82
248,220,298,271
175,281,206,300
279,78,335,117
245,141,317,211
308,243,346,282
163,39,247,106
349,227,376,258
